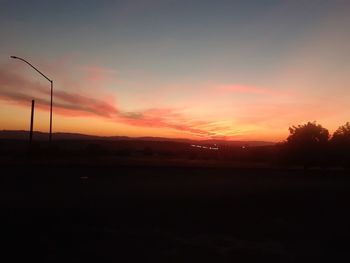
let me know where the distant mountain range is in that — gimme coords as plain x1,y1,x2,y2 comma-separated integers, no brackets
0,130,275,147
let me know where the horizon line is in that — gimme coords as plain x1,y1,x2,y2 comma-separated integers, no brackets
0,129,278,143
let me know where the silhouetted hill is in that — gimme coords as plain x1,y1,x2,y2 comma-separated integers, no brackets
0,130,274,147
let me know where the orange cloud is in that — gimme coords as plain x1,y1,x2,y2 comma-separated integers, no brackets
118,108,218,137
0,65,241,139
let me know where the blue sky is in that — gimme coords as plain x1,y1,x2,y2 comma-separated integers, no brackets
1,0,349,140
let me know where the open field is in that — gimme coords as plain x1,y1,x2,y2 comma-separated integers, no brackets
1,164,350,262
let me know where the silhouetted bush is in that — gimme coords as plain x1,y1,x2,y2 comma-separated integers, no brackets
332,122,350,145
285,122,330,167
287,122,329,145
330,122,350,167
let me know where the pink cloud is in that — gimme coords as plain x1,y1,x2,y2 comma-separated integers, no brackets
80,65,118,84
216,84,289,96
0,64,240,139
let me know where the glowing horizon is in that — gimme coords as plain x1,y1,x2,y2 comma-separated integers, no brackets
1,1,350,142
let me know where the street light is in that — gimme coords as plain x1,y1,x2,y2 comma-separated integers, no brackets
10,56,53,142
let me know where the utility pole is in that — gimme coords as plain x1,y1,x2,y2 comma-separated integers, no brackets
29,100,35,144
10,56,53,142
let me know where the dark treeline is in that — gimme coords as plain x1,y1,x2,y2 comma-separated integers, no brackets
278,121,350,168
0,122,349,168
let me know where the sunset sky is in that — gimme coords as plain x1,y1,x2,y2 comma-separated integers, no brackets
1,0,349,141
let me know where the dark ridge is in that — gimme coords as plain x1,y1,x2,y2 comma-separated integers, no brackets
0,130,275,147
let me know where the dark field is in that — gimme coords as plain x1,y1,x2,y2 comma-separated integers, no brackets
2,164,350,262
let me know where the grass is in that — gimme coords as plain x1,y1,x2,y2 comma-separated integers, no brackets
1,163,350,262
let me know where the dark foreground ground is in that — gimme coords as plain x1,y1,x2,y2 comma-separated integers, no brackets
1,163,350,262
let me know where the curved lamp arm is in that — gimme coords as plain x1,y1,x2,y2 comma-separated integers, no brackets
11,55,54,142
10,56,52,83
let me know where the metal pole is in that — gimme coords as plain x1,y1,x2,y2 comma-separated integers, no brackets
10,56,53,143
30,100,35,144
49,80,53,142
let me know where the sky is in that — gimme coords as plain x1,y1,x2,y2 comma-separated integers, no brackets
0,0,349,141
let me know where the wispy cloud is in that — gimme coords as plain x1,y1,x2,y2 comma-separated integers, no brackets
216,84,289,96
0,65,239,139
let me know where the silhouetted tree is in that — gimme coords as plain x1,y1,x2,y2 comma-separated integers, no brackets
332,122,350,145
330,122,350,167
287,122,329,146
286,122,329,167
